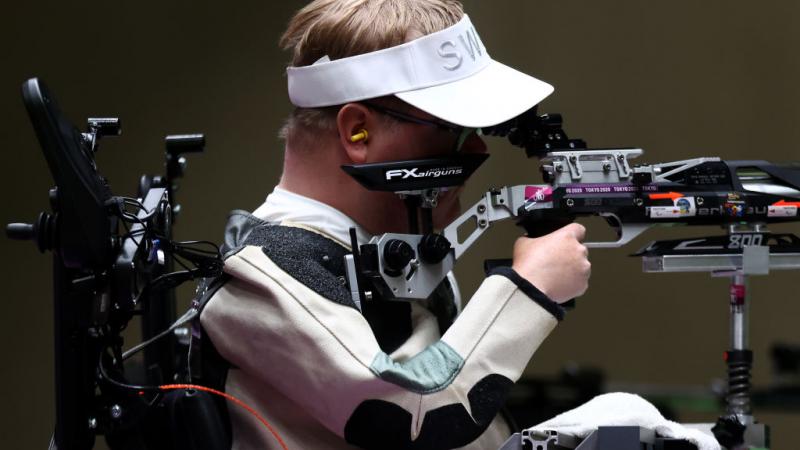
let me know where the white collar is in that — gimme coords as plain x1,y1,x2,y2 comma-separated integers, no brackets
252,187,372,248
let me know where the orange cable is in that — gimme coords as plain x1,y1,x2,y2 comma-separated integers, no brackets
159,383,289,450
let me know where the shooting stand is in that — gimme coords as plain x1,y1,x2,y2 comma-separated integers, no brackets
637,224,800,449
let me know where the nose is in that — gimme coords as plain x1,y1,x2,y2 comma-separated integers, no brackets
459,131,488,154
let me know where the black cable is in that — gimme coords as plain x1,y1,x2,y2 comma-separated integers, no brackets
97,349,165,408
172,253,193,272
122,308,198,361
98,347,155,392
122,197,147,211
121,228,147,240
121,197,157,221
174,239,220,249
121,212,149,227
175,244,220,258
171,239,221,256
147,269,198,291
119,219,144,251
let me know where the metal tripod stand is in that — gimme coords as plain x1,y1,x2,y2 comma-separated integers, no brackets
641,223,800,449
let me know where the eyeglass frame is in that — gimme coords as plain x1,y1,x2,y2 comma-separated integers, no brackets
359,101,479,153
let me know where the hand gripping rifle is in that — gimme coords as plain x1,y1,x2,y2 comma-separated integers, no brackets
341,107,800,449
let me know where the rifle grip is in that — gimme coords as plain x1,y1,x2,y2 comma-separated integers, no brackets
519,216,575,238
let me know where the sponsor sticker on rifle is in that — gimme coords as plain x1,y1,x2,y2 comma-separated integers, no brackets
768,205,798,217
723,201,746,218
649,196,696,219
524,186,553,202
565,183,657,194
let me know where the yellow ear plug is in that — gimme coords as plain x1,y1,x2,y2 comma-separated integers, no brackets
350,129,369,142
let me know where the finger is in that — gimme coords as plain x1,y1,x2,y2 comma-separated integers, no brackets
564,223,586,241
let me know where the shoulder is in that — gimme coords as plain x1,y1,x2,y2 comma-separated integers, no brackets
225,224,357,309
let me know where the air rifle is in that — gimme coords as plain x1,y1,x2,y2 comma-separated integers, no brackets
341,108,800,303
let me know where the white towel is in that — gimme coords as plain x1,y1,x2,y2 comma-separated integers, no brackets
528,392,720,450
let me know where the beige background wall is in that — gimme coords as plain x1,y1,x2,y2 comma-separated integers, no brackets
2,1,798,448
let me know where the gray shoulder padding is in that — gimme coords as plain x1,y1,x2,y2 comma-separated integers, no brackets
369,341,464,394
218,208,352,306
241,224,356,309
221,210,269,257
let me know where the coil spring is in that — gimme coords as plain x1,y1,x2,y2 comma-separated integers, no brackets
726,359,752,412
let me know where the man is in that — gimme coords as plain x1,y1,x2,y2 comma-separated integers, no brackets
199,1,591,448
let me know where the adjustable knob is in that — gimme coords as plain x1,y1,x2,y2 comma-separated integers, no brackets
6,212,56,253
6,223,34,240
418,233,451,264
383,239,415,276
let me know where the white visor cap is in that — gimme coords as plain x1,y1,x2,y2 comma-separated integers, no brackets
286,15,554,128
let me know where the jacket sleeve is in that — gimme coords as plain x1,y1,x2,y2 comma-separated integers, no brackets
201,245,561,449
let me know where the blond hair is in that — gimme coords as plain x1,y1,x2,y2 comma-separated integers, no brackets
278,0,465,142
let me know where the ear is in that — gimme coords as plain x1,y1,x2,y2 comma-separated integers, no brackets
337,103,372,164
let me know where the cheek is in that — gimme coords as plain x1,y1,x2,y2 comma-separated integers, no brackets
407,138,446,160
461,134,487,154
395,130,456,160
368,129,429,162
